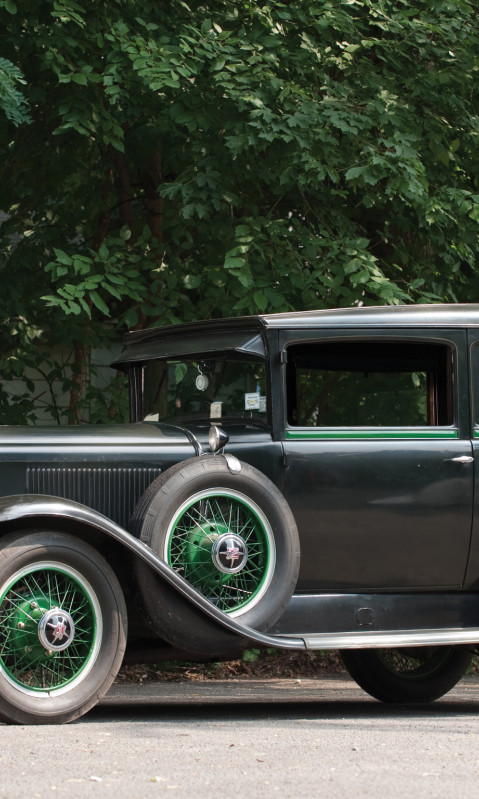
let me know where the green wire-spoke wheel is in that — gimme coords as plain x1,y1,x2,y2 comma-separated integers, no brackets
0,531,127,725
0,563,99,693
131,456,300,657
166,489,275,615
340,646,472,703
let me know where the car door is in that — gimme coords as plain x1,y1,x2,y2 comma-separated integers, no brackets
463,332,479,589
279,328,473,592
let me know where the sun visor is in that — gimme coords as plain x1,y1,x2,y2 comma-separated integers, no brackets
112,330,266,368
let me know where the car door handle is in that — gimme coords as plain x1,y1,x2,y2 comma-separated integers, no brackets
444,456,474,464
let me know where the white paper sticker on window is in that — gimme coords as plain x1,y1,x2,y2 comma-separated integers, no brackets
210,401,223,419
245,392,260,410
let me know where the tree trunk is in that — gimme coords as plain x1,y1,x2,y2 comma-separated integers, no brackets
68,340,89,424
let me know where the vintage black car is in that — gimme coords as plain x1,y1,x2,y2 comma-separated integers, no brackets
1,303,479,724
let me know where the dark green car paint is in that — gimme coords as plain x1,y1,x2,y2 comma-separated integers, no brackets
2,303,479,650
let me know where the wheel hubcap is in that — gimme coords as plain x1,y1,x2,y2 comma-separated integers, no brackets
37,608,76,652
211,533,248,574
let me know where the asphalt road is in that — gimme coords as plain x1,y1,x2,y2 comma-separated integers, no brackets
2,676,479,799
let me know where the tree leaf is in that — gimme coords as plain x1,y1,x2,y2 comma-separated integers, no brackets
90,291,111,316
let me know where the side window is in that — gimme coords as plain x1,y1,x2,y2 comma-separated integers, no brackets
141,357,268,423
287,341,453,428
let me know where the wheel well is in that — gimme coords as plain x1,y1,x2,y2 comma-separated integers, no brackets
0,516,128,586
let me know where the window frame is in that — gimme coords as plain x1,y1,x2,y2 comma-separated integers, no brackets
277,330,463,442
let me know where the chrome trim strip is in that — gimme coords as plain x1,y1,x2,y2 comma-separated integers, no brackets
302,628,479,650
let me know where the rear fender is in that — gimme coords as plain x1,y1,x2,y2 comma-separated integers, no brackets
0,494,305,651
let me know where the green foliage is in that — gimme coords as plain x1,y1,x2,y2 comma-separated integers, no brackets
242,648,262,664
0,57,31,126
0,0,478,421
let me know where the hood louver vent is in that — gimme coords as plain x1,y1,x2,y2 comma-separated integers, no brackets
26,466,162,530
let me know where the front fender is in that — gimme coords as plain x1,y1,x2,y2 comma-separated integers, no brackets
0,494,305,651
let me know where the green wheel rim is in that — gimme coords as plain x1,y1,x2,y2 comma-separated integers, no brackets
165,488,276,616
0,562,101,695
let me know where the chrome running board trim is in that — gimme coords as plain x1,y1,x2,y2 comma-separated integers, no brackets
300,627,479,650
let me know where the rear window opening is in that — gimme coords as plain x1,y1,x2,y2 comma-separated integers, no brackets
287,341,453,428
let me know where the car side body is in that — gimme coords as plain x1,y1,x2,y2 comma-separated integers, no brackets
1,303,479,723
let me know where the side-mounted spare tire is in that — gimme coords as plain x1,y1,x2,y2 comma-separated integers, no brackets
130,456,300,657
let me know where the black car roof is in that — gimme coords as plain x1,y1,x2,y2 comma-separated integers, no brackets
259,303,479,328
113,304,479,366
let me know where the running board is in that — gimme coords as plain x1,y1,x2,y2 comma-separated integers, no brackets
228,626,479,652
292,627,479,650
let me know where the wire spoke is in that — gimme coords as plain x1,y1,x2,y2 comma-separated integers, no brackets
0,565,97,692
169,491,273,613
